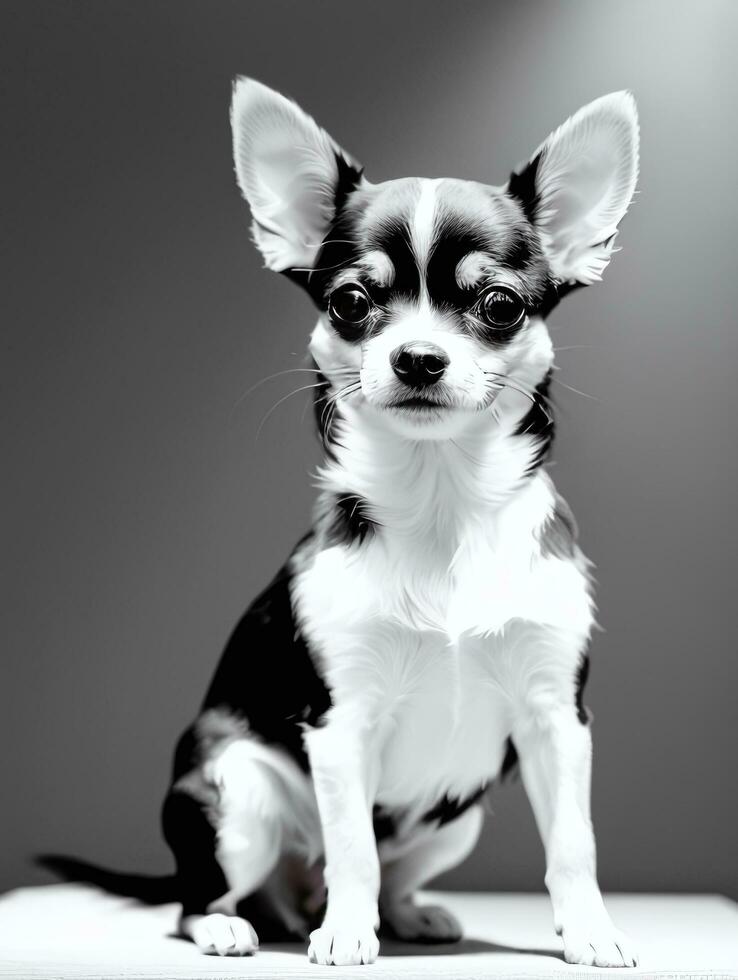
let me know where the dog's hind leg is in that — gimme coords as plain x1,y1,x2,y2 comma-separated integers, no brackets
163,735,316,956
161,788,260,956
378,805,482,942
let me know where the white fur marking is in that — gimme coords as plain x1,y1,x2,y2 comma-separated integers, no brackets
360,250,394,287
410,179,442,280
455,250,489,288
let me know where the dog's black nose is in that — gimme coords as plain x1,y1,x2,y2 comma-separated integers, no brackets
390,343,449,387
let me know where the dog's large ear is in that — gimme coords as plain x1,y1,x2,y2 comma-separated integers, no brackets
507,92,639,285
231,78,363,274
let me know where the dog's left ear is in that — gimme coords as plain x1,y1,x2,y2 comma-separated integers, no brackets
508,92,639,285
231,78,363,274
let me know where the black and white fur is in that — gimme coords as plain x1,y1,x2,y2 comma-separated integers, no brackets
161,79,640,967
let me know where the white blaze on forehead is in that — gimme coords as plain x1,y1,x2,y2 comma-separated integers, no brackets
359,249,394,286
455,251,490,289
410,178,443,275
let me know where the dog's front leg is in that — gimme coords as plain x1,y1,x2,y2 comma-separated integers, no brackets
514,695,638,968
305,714,381,966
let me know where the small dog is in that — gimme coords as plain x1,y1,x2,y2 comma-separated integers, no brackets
161,78,640,967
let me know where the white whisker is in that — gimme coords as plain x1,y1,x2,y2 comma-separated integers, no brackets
255,382,325,441
552,377,598,401
234,368,324,409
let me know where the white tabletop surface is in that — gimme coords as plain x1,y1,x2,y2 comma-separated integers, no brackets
0,884,736,979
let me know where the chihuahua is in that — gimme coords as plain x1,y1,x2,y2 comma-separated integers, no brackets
161,79,640,967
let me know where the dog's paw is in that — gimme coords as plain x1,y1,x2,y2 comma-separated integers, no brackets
558,918,638,968
382,900,462,943
308,921,380,966
182,912,259,956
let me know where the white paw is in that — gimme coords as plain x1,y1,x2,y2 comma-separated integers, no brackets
383,900,462,942
559,919,638,967
184,912,259,956
308,921,380,966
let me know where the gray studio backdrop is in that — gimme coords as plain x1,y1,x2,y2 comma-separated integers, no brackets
3,0,737,899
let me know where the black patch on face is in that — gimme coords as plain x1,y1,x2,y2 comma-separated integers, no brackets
308,215,423,345
515,368,555,474
422,785,486,827
368,218,421,302
327,493,377,547
286,171,581,345
575,653,591,725
303,181,560,342
425,225,489,311
427,205,555,333
502,227,532,268
306,208,426,345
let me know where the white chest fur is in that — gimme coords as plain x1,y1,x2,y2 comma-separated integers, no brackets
293,474,594,814
293,412,594,814
296,471,593,641
371,628,512,812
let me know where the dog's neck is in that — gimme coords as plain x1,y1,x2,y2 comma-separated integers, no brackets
317,391,552,543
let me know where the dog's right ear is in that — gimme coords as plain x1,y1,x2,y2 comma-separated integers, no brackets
231,78,363,275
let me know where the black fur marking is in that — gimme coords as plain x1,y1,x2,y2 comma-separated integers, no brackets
178,555,331,775
312,365,343,461
162,788,307,937
281,152,363,296
537,280,565,318
536,278,590,319
299,180,562,339
506,158,596,312
333,152,364,214
422,786,486,827
304,205,362,309
514,368,555,474
328,493,377,546
575,654,591,725
162,786,228,916
156,545,334,934
305,212,424,342
507,152,542,223
369,217,422,301
372,805,398,842
425,225,489,312
502,227,532,267
500,737,519,780
426,207,554,332
36,854,178,904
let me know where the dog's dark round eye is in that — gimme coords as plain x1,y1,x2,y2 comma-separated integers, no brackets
478,287,526,329
328,286,371,327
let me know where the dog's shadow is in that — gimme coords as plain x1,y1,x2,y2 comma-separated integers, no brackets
256,936,565,962
379,936,564,959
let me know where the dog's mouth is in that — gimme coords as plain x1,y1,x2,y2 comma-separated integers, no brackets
386,395,449,411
